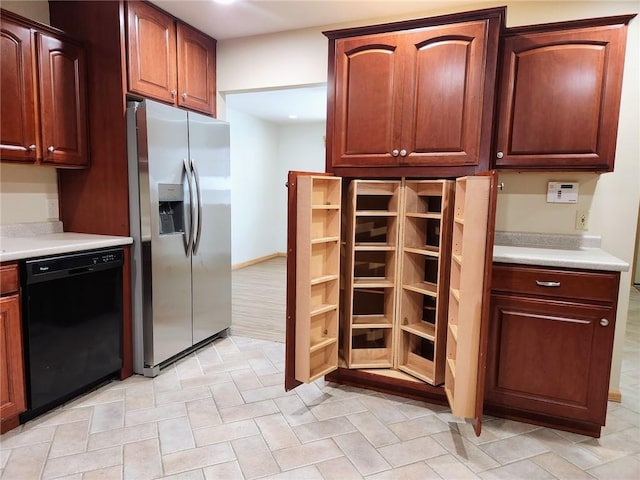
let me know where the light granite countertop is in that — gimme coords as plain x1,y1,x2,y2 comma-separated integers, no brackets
493,232,629,272
0,222,132,263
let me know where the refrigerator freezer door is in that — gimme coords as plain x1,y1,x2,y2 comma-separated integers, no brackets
143,101,194,367
188,111,232,344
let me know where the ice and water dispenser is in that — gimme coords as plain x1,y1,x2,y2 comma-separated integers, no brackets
158,183,185,235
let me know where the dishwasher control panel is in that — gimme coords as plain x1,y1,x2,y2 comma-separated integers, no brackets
25,248,124,281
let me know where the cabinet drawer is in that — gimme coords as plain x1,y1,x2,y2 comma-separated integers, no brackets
0,264,19,296
492,264,619,304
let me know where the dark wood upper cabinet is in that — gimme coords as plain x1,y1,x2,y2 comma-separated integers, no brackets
126,1,216,116
325,8,504,178
127,1,177,104
0,9,89,167
400,21,490,168
177,23,216,116
332,32,404,167
0,18,37,163
37,33,88,167
493,16,635,171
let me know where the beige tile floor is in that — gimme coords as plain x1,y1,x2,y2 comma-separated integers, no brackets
1,284,638,479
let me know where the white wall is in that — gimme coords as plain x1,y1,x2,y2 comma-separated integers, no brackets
274,122,327,250
1,0,49,23
228,108,280,265
0,165,59,224
228,110,326,265
218,1,640,394
0,1,58,226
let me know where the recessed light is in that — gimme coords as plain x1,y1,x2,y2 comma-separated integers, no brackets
288,114,298,119
213,0,236,5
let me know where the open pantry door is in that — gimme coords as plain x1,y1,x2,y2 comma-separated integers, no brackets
443,171,498,436
285,171,342,391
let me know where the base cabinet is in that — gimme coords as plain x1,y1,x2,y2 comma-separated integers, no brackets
486,264,620,436
0,264,26,433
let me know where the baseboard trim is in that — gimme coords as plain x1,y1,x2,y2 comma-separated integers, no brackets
608,389,622,403
232,252,286,270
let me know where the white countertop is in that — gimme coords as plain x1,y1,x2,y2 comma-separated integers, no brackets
0,232,133,262
493,245,629,272
492,232,629,272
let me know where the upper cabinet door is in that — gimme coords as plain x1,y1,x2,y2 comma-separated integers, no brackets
331,33,405,167
127,1,177,104
37,33,88,167
326,8,504,176
444,171,498,436
400,20,492,167
494,20,632,171
177,23,216,116
0,19,38,163
285,171,341,391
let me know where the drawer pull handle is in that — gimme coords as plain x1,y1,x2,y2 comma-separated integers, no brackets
600,318,609,327
536,280,560,287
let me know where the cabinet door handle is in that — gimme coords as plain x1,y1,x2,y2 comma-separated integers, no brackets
496,151,504,159
171,89,177,98
399,149,407,157
599,318,609,327
181,92,188,100
535,280,560,287
391,149,399,157
28,144,37,151
47,146,55,153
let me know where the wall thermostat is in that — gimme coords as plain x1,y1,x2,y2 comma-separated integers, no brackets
547,182,579,203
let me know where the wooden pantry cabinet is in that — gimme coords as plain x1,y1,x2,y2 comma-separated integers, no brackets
126,1,216,116
0,9,89,167
286,172,497,435
0,263,26,434
493,15,635,172
485,264,620,437
324,7,503,178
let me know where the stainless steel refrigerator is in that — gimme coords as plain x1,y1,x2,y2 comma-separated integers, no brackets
127,99,231,377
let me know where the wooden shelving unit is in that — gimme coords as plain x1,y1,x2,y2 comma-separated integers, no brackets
444,175,491,418
343,180,400,368
396,180,454,385
295,176,342,382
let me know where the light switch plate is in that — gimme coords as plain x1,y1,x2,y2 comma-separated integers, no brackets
547,182,579,203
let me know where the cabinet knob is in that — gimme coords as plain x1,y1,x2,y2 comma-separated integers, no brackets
391,149,399,157
496,151,504,159
28,144,37,151
47,146,55,153
599,318,609,327
400,149,407,157
181,92,188,100
171,89,177,98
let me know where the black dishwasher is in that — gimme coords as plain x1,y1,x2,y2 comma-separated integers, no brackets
20,248,124,422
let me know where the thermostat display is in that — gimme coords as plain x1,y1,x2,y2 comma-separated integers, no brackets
547,182,579,203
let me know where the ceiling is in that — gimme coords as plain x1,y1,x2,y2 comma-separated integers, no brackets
151,0,488,41
225,85,327,125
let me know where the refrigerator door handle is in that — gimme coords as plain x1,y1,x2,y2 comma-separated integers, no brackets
191,158,203,255
183,158,195,256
